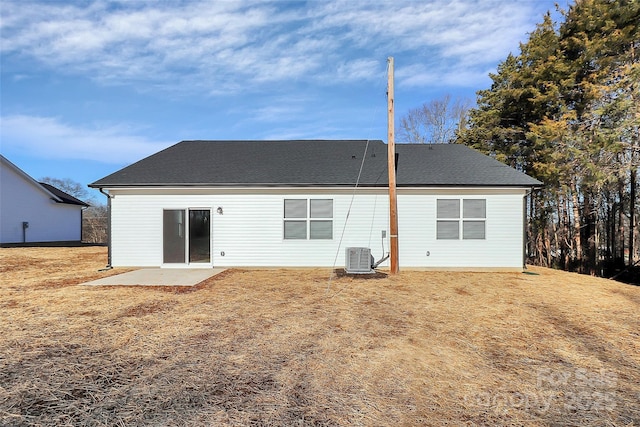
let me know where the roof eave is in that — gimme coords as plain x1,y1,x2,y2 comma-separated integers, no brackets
89,182,543,189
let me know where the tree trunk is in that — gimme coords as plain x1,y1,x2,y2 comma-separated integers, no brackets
570,179,583,272
608,191,619,275
606,193,614,272
629,40,638,266
618,181,626,264
585,192,597,275
527,192,533,263
563,193,572,269
629,168,637,267
552,203,560,268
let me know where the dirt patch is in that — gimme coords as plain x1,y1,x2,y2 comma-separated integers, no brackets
1,248,639,426
120,300,177,317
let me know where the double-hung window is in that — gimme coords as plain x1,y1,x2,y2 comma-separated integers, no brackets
436,199,486,240
284,199,333,239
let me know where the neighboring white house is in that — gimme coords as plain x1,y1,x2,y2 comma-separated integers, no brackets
0,155,89,244
90,140,542,270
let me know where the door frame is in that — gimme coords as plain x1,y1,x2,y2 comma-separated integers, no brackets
161,207,213,268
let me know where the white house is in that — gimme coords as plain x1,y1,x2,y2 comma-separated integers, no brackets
0,155,89,244
90,140,542,270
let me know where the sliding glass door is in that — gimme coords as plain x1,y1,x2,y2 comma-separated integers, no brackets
188,210,210,263
163,210,186,263
163,209,210,265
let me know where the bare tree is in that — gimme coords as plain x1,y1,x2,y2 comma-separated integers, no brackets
83,204,108,244
40,176,93,203
399,94,471,144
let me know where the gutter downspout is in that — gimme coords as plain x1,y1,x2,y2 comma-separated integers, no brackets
523,191,527,270
98,188,113,270
524,186,535,271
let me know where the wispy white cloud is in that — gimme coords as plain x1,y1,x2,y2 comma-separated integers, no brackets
1,0,548,93
250,105,304,123
336,59,382,82
396,63,491,89
0,115,173,164
11,74,31,82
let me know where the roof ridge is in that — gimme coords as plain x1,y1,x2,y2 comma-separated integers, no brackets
178,139,382,143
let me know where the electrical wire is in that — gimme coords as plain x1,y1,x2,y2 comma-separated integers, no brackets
326,139,371,294
325,60,390,296
368,193,378,249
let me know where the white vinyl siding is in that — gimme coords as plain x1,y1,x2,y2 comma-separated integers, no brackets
107,188,526,269
398,190,523,268
0,159,84,244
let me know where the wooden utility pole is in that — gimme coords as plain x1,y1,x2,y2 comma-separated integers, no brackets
387,56,399,274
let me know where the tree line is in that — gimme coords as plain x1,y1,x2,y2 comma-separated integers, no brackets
402,0,639,277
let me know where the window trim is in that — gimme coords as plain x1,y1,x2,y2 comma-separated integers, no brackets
436,198,486,240
284,198,333,240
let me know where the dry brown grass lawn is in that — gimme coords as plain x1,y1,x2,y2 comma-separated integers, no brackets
0,247,639,426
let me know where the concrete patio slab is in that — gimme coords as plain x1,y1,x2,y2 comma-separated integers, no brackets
82,268,227,286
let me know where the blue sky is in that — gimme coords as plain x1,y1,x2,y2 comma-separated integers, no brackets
1,0,565,202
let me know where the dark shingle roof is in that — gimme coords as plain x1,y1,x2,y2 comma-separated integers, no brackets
90,140,542,188
40,183,90,206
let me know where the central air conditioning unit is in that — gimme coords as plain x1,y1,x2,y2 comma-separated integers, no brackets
345,247,374,274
